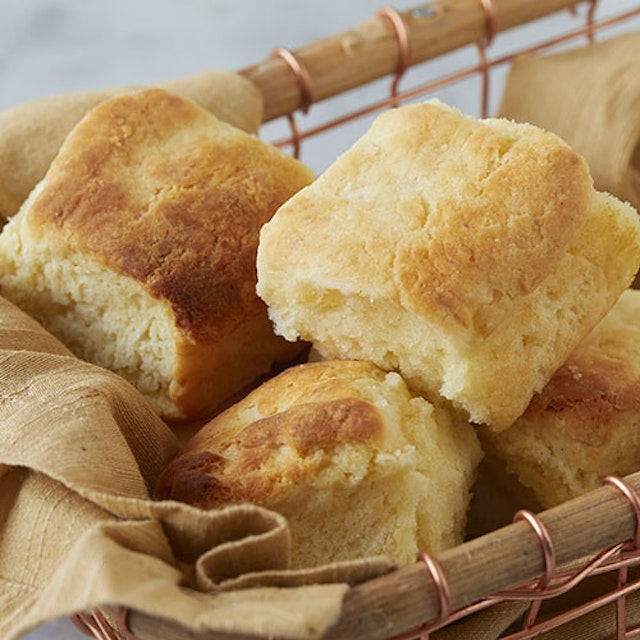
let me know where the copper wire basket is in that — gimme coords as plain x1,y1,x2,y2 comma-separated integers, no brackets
70,1,640,638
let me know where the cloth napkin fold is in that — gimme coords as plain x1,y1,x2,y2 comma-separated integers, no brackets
0,294,393,640
498,32,640,214
0,68,264,221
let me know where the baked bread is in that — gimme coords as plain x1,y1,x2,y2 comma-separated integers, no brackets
0,88,314,422
257,99,640,430
154,359,483,568
479,289,640,508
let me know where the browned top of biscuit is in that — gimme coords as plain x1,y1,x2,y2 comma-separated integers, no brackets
154,360,386,508
391,106,591,327
25,88,314,340
259,101,592,330
522,290,640,447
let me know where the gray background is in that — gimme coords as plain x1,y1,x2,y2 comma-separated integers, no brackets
1,1,638,638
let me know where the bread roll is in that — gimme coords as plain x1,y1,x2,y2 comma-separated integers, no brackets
154,359,483,568
480,289,640,508
0,88,314,422
257,99,640,430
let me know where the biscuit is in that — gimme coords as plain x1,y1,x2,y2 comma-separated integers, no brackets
257,100,640,429
0,88,314,422
480,289,640,508
154,360,483,567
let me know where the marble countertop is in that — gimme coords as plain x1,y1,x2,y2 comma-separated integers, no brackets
3,1,639,639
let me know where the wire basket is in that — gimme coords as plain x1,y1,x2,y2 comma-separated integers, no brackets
70,1,640,638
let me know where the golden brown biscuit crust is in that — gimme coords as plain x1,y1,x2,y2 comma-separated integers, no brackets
480,290,640,507
522,290,640,448
524,354,640,448
394,120,589,328
26,88,313,341
155,360,385,507
157,397,381,508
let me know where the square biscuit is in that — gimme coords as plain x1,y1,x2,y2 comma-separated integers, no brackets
257,100,640,429
480,289,640,507
0,88,314,422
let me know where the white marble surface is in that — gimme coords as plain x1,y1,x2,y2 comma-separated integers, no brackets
2,1,639,639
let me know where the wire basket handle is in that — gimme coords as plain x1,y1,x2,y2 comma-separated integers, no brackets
239,0,591,123
324,471,640,640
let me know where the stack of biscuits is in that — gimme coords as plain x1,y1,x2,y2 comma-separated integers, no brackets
1,89,639,568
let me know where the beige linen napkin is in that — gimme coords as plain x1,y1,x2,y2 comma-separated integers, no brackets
0,294,393,640
0,68,263,221
498,32,640,214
